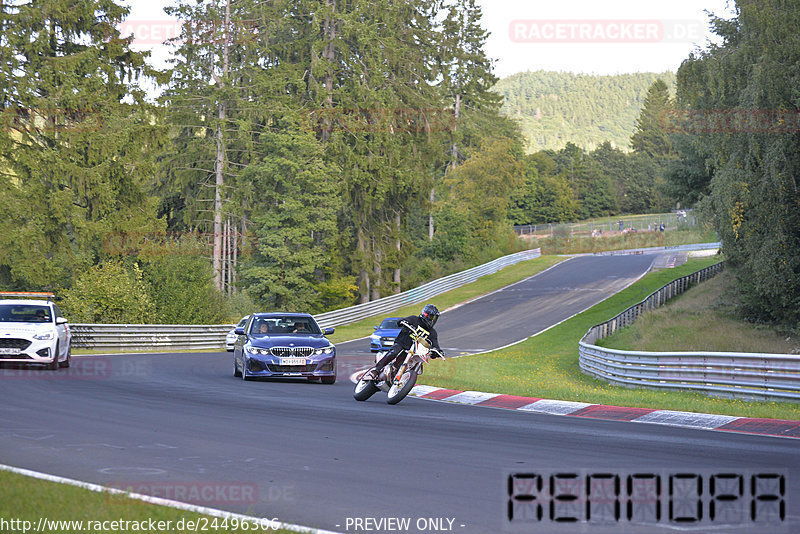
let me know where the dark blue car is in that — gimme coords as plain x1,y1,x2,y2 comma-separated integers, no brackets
233,313,336,384
369,317,402,352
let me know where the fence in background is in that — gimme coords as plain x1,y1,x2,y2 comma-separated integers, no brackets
579,262,800,402
515,211,697,238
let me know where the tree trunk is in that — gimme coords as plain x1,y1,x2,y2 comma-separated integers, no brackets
372,246,382,301
232,219,238,294
212,0,231,291
357,227,370,303
394,212,401,293
428,187,435,240
322,0,336,142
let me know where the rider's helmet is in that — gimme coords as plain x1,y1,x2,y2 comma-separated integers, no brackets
419,304,440,329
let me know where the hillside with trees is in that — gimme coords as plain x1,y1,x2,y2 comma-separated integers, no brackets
494,71,676,153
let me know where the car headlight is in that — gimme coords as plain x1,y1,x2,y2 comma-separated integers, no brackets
313,346,335,355
33,332,55,340
370,334,380,342
246,346,270,355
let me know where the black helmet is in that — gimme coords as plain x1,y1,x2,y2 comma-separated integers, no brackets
419,304,440,328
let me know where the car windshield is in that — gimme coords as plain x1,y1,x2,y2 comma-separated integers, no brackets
379,318,400,329
0,304,52,323
249,316,321,335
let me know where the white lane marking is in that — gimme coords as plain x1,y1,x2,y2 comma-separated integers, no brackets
633,410,741,430
0,463,342,534
518,399,592,415
440,391,500,405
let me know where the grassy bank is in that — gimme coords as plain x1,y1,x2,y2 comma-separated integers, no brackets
598,270,800,354
419,257,800,421
0,470,300,534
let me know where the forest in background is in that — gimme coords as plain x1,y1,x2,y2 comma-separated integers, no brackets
494,71,677,153
2,0,793,330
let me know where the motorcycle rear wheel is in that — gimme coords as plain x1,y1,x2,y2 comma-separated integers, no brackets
387,369,418,405
353,374,379,401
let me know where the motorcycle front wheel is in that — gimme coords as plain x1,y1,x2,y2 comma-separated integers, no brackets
353,373,379,401
386,369,418,405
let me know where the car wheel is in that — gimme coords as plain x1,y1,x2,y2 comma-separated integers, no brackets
321,376,336,385
59,345,71,368
241,358,251,381
48,343,60,371
233,357,241,377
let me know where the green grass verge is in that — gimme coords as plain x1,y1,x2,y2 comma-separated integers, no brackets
326,254,567,344
0,470,300,533
419,257,800,421
598,270,800,355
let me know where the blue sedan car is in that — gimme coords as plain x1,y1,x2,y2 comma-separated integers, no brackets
369,317,402,353
233,313,336,384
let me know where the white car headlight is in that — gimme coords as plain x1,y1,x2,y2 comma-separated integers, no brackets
33,332,55,340
314,346,334,355
370,334,380,342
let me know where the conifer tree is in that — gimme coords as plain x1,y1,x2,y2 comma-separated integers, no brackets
0,0,163,290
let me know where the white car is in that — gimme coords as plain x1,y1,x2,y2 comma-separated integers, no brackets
0,293,72,370
226,315,250,352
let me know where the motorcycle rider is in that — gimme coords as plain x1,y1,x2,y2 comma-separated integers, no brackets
363,304,444,381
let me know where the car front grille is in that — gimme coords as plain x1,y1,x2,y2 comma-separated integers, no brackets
267,364,319,373
0,353,33,360
0,338,31,350
270,346,314,358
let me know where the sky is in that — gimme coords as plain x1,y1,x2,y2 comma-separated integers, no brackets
121,0,737,78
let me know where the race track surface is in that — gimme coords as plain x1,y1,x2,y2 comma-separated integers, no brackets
2,255,797,533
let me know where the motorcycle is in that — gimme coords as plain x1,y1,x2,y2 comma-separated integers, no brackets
353,337,443,404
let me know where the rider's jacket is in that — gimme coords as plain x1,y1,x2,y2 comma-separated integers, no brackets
393,315,442,352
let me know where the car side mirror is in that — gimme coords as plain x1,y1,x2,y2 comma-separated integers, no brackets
323,327,335,335
56,317,68,325
234,327,245,335
373,326,378,330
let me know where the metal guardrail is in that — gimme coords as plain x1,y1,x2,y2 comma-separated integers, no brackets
579,262,800,402
71,324,233,352
515,211,697,237
71,248,542,350
313,248,541,328
583,242,721,256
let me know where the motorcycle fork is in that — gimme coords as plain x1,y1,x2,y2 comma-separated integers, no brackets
394,357,411,383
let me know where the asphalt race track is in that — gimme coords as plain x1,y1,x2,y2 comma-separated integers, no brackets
1,254,798,534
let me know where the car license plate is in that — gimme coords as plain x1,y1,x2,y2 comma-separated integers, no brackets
280,357,306,366
383,340,393,346
0,348,20,355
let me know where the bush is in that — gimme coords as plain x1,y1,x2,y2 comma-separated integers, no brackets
61,261,156,323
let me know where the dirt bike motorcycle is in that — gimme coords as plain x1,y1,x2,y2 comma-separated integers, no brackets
353,336,443,405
